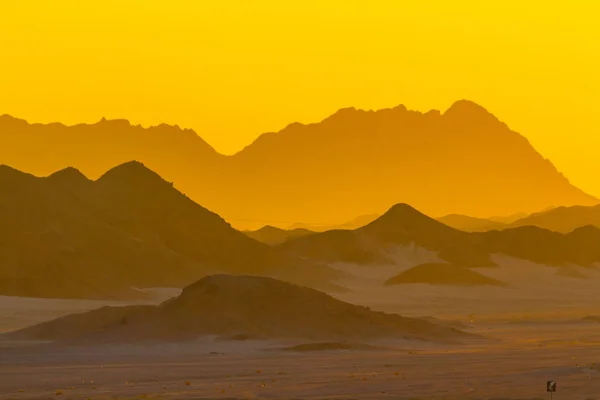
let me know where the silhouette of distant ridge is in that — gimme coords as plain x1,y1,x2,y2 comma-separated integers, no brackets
244,225,315,246
286,214,379,232
507,205,600,233
0,100,596,229
437,214,508,232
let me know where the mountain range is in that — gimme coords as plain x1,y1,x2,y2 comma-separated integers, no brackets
439,205,600,233
0,162,340,299
243,226,315,246
286,214,380,232
436,214,509,232
2,161,599,300
278,203,600,268
506,205,600,233
1,100,596,229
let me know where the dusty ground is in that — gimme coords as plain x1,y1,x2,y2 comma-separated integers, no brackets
2,323,600,400
2,253,600,399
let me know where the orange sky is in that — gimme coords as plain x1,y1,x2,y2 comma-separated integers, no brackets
1,1,599,196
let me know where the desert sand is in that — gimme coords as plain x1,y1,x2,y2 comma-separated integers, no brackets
2,320,600,399
2,252,600,399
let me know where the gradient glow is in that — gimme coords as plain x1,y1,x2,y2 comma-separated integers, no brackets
1,0,599,195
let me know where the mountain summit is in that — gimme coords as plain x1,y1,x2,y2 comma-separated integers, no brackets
0,101,596,228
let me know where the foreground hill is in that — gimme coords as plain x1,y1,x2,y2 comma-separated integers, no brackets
0,163,340,299
279,203,600,268
1,100,596,229
4,275,471,344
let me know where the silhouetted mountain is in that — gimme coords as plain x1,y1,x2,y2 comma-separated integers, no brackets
287,214,380,232
385,263,506,287
0,163,341,299
244,226,315,246
1,100,596,229
507,205,600,233
4,275,470,343
437,214,508,232
279,203,600,268
437,205,600,233
46,167,91,188
487,212,530,224
477,225,600,267
280,204,492,266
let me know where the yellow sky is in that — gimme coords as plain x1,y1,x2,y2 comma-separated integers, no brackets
1,0,599,196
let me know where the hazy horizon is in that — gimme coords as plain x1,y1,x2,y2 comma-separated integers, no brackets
2,1,600,198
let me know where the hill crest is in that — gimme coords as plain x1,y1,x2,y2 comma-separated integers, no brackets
4,274,471,343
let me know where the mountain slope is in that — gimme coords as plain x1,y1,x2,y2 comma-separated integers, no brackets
4,275,471,343
224,100,596,224
279,204,493,267
1,100,596,229
279,203,600,268
0,162,340,299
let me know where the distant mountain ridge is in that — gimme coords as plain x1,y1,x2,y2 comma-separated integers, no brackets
506,205,600,233
437,214,509,232
243,226,315,246
287,214,380,232
439,205,600,233
1,100,597,229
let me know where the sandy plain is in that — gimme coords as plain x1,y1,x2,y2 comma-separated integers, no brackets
2,253,600,400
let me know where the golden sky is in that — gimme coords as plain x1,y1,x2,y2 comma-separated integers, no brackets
1,1,599,196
